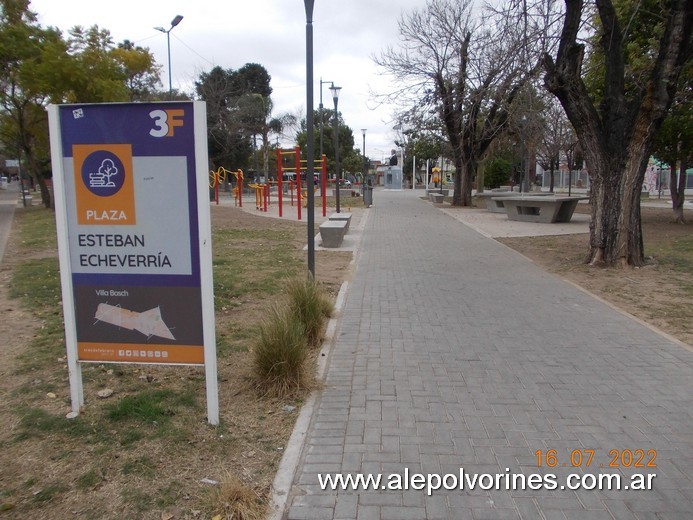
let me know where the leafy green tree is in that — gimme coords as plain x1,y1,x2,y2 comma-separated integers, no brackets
0,0,71,206
64,25,128,102
392,118,445,186
484,158,513,189
296,109,356,179
112,40,162,101
195,63,277,173
195,66,252,170
0,1,163,207
543,0,691,266
652,74,692,223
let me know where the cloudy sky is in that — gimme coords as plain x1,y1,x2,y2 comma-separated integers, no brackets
29,0,432,162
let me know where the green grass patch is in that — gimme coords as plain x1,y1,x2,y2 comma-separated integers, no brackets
31,483,67,503
212,227,303,311
118,429,144,447
8,257,61,310
16,407,91,440
105,388,195,423
647,236,693,273
16,206,58,252
76,469,104,490
121,487,153,513
9,257,65,372
121,457,156,478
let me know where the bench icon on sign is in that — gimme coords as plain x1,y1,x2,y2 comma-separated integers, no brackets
88,159,119,188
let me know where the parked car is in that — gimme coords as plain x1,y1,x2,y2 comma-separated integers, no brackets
339,179,352,188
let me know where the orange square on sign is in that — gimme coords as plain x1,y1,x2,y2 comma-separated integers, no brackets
73,144,136,225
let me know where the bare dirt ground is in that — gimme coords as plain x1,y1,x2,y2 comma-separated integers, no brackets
0,201,690,519
0,204,353,519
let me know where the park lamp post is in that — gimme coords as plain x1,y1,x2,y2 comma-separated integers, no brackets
304,0,316,277
155,14,183,99
330,84,342,213
319,79,334,158
361,129,367,188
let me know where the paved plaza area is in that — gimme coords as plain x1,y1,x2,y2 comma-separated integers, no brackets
274,188,692,520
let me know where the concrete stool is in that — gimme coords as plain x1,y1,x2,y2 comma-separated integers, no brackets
328,212,352,232
319,220,348,248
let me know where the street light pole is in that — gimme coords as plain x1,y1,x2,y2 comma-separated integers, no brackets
154,14,183,99
361,129,367,188
319,79,333,158
330,84,342,213
304,0,316,277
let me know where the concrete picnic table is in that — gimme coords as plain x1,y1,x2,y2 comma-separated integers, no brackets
476,190,553,213
494,195,590,223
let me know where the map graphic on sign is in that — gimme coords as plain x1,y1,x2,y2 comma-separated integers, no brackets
94,303,176,340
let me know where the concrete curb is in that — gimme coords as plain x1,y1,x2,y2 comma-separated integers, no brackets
267,279,350,520
268,207,369,520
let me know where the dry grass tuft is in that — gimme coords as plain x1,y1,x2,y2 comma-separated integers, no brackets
252,305,312,398
211,473,266,520
284,276,334,347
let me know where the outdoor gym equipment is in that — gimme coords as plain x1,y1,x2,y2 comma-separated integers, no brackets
209,167,243,206
276,147,327,220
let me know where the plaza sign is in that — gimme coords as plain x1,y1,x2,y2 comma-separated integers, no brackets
47,102,218,424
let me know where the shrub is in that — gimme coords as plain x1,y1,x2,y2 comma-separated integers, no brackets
285,277,334,347
252,306,309,397
484,157,513,189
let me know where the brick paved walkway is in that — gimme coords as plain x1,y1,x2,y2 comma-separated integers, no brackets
283,189,693,520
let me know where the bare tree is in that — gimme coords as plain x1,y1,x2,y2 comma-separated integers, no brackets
543,0,692,266
536,98,573,192
374,0,542,206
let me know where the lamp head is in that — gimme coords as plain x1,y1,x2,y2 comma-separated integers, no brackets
171,15,184,28
330,85,341,102
154,26,166,33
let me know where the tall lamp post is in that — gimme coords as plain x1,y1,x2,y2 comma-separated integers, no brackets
154,14,183,99
319,79,333,158
304,0,316,276
330,84,342,213
361,129,367,188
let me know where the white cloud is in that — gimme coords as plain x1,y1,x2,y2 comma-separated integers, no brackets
29,0,430,159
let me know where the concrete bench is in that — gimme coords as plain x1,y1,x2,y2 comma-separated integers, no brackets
328,212,352,232
496,196,589,223
319,220,348,248
429,193,445,203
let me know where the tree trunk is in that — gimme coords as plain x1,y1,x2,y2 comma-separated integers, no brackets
460,156,475,206
670,160,686,224
22,142,52,208
586,148,647,267
452,157,475,206
549,165,555,192
451,147,465,206
543,0,690,267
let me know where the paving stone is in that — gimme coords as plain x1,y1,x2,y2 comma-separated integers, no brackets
280,190,693,520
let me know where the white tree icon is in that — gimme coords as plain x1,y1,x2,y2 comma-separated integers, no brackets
89,159,119,188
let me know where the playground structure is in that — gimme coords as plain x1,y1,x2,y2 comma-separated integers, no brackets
209,167,243,207
207,147,328,221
